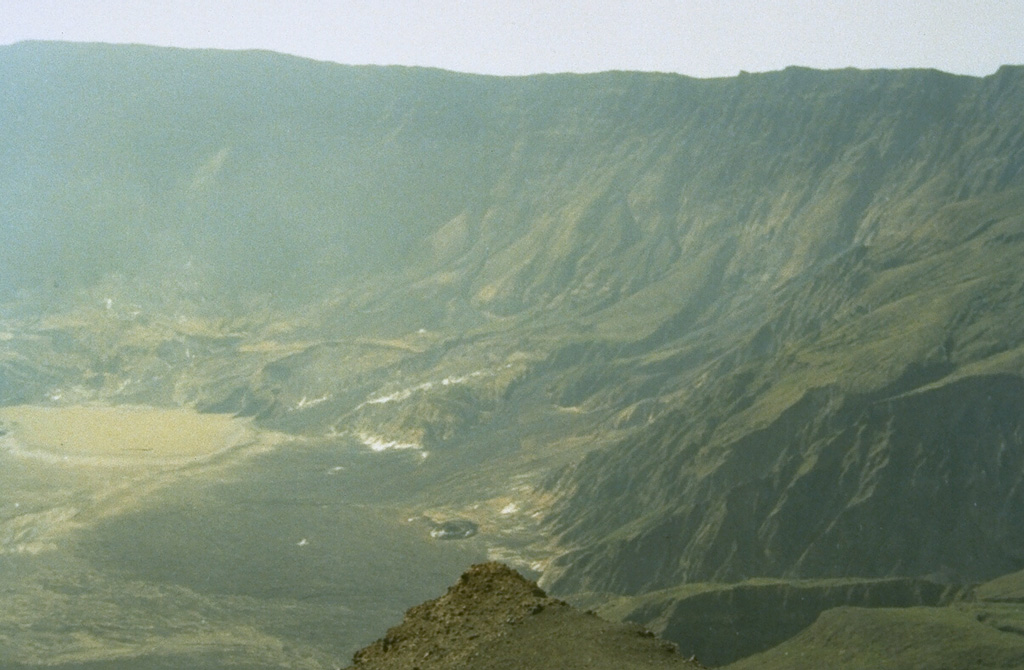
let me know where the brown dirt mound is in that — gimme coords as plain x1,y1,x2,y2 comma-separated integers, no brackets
346,562,704,669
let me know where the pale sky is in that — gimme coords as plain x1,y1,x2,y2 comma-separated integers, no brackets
2,0,1022,78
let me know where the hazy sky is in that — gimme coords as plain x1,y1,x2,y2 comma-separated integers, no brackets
2,1,1022,78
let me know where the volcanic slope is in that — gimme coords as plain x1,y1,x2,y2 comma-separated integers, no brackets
2,42,1024,667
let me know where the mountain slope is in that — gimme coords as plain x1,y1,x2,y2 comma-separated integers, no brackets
2,42,1024,667
542,373,1024,593
724,605,1024,670
597,577,964,666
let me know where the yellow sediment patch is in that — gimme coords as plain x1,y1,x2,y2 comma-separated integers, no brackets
237,339,314,354
0,405,252,465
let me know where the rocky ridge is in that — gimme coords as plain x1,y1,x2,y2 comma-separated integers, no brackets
346,562,701,670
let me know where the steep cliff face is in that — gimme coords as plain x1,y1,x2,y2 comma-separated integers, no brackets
543,374,1024,592
4,43,1022,328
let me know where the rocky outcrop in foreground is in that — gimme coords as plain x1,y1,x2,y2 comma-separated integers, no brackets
346,562,703,669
